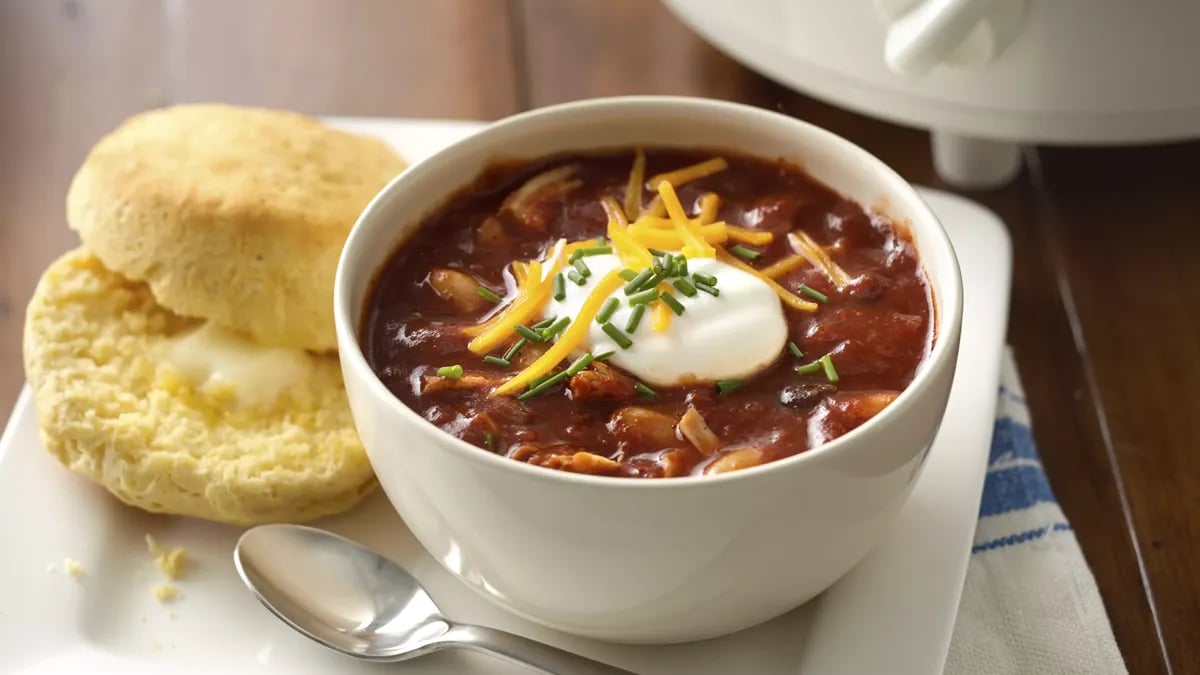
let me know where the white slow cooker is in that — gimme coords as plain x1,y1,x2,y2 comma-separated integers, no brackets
663,0,1200,187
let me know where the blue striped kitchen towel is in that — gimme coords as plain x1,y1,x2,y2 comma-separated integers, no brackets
945,351,1126,674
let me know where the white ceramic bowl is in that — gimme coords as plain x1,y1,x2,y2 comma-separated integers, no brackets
334,96,963,644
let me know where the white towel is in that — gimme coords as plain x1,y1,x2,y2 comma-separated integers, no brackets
945,351,1127,674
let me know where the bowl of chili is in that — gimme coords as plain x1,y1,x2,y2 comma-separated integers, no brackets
334,96,962,643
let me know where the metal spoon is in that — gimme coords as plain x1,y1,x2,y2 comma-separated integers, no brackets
234,524,637,674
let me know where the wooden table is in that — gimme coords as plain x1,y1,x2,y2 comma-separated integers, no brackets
1,2,1191,671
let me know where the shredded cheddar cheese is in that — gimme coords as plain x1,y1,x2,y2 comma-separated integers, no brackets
627,221,728,249
697,193,720,224
609,226,654,270
647,157,728,189
467,242,567,353
640,195,666,218
717,248,818,312
759,254,808,279
635,217,676,229
600,196,629,228
623,149,646,220
658,182,715,258
725,225,774,246
604,197,655,270
493,270,625,396
463,260,541,338
788,231,851,288
511,261,529,286
652,293,673,332
563,239,603,258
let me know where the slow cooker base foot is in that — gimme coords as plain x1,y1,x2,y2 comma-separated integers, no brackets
931,131,1022,189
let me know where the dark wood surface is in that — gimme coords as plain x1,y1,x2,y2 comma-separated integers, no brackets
0,1,1191,671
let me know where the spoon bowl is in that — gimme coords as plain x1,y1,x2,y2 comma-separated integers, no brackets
234,524,635,674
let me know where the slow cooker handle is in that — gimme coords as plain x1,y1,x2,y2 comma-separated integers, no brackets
880,0,1026,77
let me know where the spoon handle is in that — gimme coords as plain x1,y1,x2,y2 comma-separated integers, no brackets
440,623,639,675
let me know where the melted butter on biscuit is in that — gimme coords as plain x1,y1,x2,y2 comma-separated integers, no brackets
159,322,309,406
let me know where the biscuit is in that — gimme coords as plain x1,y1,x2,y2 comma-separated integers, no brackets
66,104,405,352
24,249,377,525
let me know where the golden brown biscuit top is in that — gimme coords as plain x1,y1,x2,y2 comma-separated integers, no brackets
66,104,406,351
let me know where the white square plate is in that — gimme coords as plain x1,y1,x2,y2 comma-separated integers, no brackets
0,118,1011,675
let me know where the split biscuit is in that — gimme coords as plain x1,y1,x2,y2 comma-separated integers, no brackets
24,249,377,525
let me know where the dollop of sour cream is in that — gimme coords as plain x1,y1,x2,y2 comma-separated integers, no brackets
542,254,787,387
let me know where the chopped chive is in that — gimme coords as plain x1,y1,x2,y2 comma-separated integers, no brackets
532,316,556,330
820,354,839,383
565,352,595,376
716,379,743,394
596,297,620,324
514,324,546,342
795,361,822,376
692,272,718,286
657,253,674,274
539,371,569,390
542,316,571,338
660,292,686,315
436,365,464,379
624,269,653,295
787,341,804,359
567,269,587,285
483,355,511,368
593,349,616,360
484,431,497,452
572,257,592,277
635,382,657,398
798,284,829,303
625,304,646,332
570,245,613,261
503,337,528,361
518,371,570,400
601,322,633,349
695,282,720,297
596,236,607,246
675,257,689,277
618,269,638,282
730,244,761,261
672,278,698,297
628,288,660,306
476,286,503,303
641,271,667,292
647,248,668,256
553,273,566,301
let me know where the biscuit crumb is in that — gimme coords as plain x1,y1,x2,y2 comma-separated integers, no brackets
64,558,85,578
145,534,186,579
152,584,179,602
